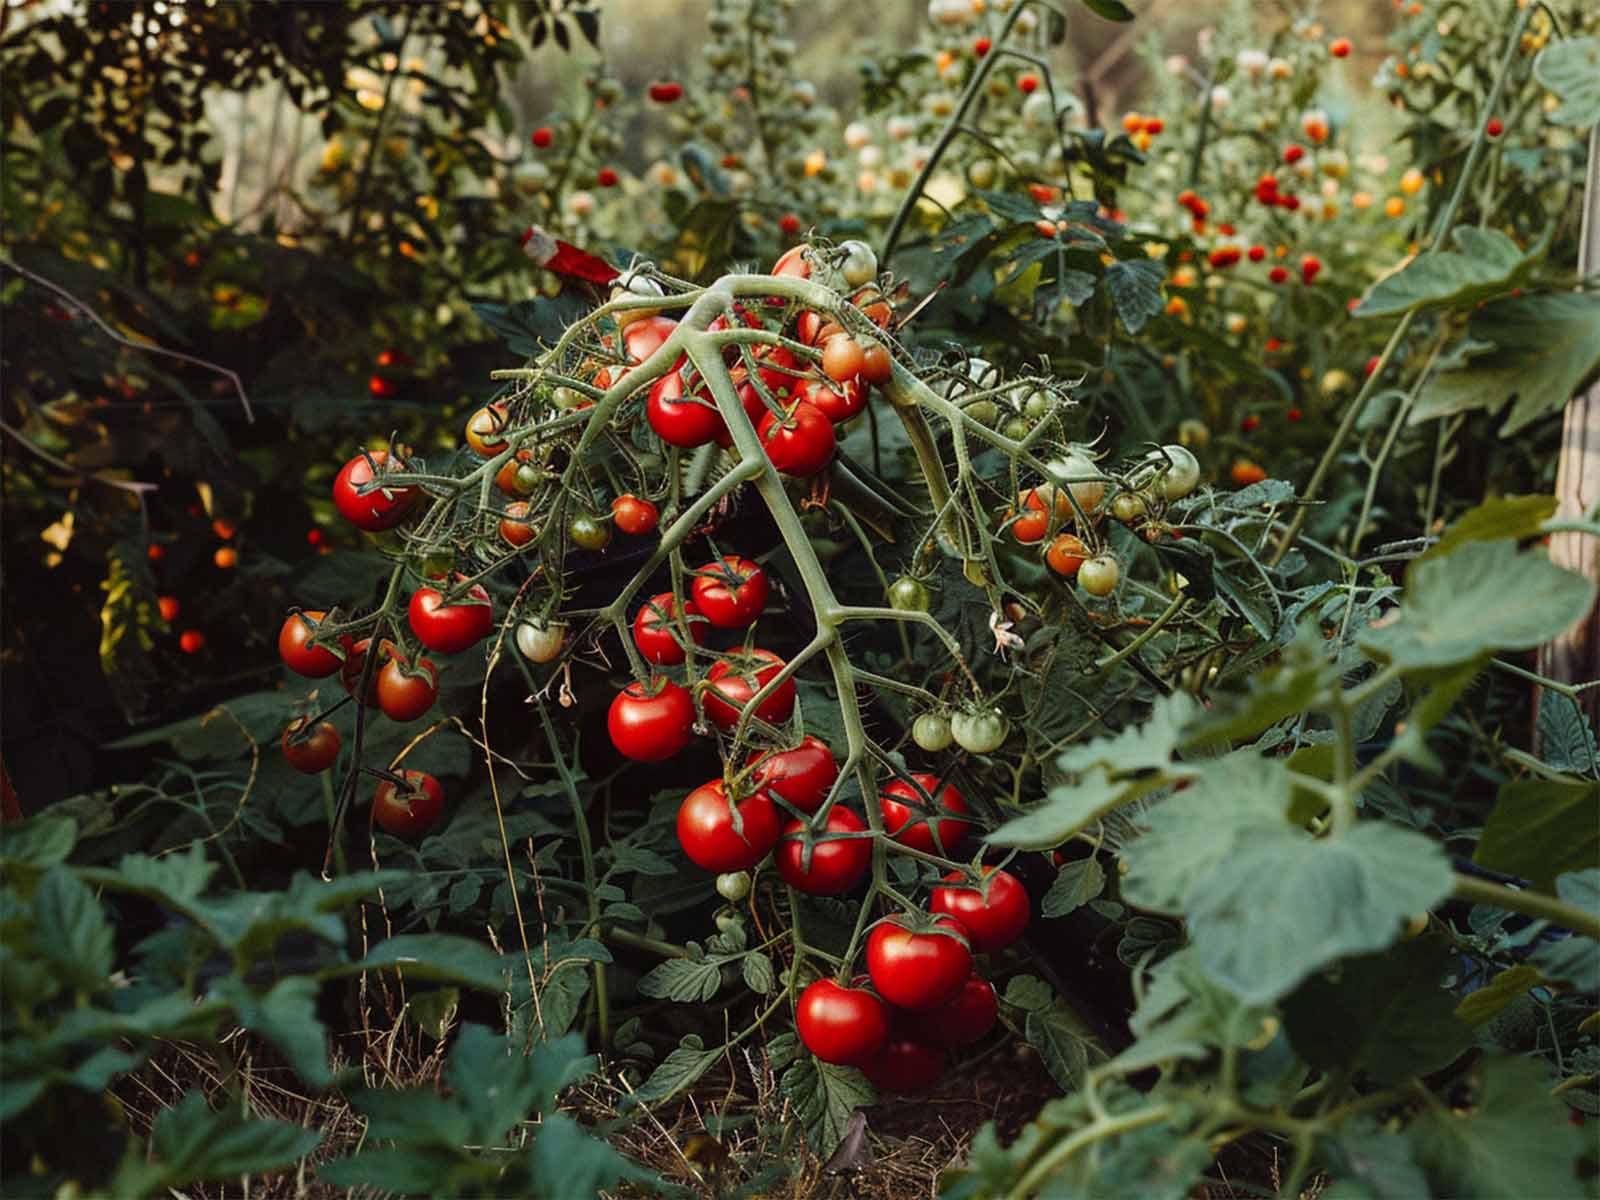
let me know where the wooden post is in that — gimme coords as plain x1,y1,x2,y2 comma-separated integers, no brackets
1538,125,1600,732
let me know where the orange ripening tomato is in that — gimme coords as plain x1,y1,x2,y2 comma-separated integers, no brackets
1231,459,1267,487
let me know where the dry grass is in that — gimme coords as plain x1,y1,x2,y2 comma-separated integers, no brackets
114,1022,1325,1200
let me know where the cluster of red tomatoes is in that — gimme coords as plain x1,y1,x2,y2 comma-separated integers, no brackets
797,865,1029,1093
606,555,799,763
639,240,891,479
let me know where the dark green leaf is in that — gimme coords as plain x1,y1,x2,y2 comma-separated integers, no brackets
780,1054,875,1156
146,1092,321,1184
1352,227,1530,319
527,1112,649,1198
1080,0,1135,20
631,1035,719,1103
1410,293,1600,436
0,814,77,871
1415,494,1558,566
333,934,513,993
1410,1056,1588,1198
1041,857,1105,918
212,976,329,1088
1536,693,1600,776
637,956,723,1003
1454,964,1541,1026
1360,540,1597,673
1475,779,1600,891
33,867,114,991
1103,259,1165,334
1282,936,1470,1084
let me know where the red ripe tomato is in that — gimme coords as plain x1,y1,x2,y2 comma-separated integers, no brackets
596,167,619,188
376,654,439,723
690,555,769,628
178,629,205,653
796,376,865,424
340,638,389,705
758,401,835,476
744,735,837,812
912,977,998,1047
858,343,893,387
647,369,726,448
282,718,341,774
500,501,535,548
648,80,684,103
715,372,773,449
929,867,1030,953
1045,533,1089,578
796,979,888,1065
861,1038,945,1094
821,335,865,383
771,245,811,279
463,401,511,456
407,581,493,655
608,677,696,762
332,450,417,532
779,213,802,236
623,315,678,364
157,595,180,623
632,592,707,666
611,494,659,536
373,770,444,839
278,610,344,678
866,915,972,1010
676,779,782,871
531,126,553,148
754,346,803,399
703,649,796,730
777,807,870,895
879,775,973,855
495,448,539,496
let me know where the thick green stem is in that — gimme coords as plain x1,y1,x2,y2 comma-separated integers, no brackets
1453,873,1600,940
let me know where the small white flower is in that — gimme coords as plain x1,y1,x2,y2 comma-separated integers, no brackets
1236,49,1268,78
989,610,1025,656
1209,85,1232,111
844,120,871,149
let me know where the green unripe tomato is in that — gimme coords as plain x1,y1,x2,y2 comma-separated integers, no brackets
1079,554,1120,597
912,712,955,752
887,575,930,612
593,77,623,104
1145,445,1201,500
1001,416,1031,442
513,463,543,495
569,513,612,551
837,240,878,287
967,158,998,189
1111,491,1148,524
716,871,752,902
515,619,566,663
964,398,999,426
1023,390,1052,420
951,706,1010,754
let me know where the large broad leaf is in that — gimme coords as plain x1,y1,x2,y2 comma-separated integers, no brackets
332,934,517,993
33,867,114,992
1359,540,1597,673
1353,227,1532,319
1537,692,1600,776
1104,258,1165,334
1040,857,1105,917
1325,1124,1432,1200
526,1112,651,1199
0,814,77,872
1057,693,1198,776
211,976,329,1088
1410,1056,1588,1198
1534,37,1600,127
1474,779,1600,892
447,1026,591,1144
1121,754,1454,1004
779,1044,876,1156
1530,869,1600,991
1415,494,1557,566
139,1092,321,1187
636,954,724,1003
1184,623,1342,747
1410,293,1600,436
1281,936,1470,1084
986,766,1144,851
